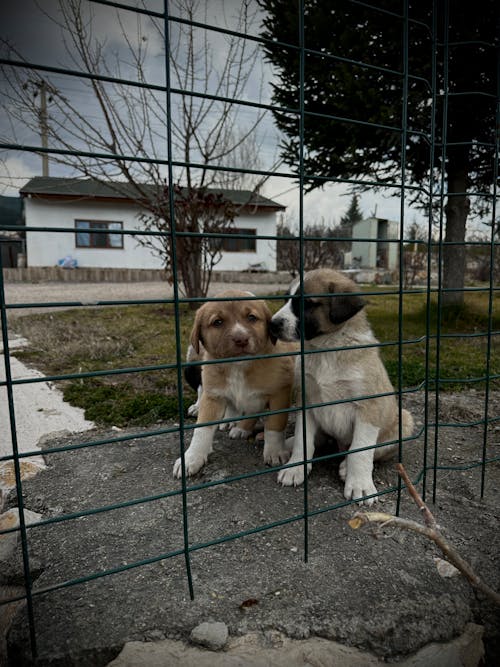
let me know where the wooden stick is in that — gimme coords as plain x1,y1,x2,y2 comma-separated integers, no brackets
395,462,437,530
348,465,500,607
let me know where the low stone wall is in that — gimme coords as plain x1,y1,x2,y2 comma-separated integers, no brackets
2,267,166,283
2,267,293,284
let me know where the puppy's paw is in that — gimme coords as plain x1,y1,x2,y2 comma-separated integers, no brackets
343,474,378,506
228,426,252,439
338,458,347,482
277,462,311,487
187,403,199,418
263,441,290,466
173,452,207,478
218,421,233,431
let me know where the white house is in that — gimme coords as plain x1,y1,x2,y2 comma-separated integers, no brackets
20,177,285,272
349,217,399,271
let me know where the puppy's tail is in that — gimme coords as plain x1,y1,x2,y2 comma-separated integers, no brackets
401,409,414,438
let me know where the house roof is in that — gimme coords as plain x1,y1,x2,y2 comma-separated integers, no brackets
20,177,285,211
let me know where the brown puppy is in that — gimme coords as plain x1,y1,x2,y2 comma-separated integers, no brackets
173,290,296,478
270,269,414,505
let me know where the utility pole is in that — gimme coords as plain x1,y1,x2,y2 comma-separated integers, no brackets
24,79,56,177
39,80,49,177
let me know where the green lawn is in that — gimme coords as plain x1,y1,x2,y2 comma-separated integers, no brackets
12,288,499,427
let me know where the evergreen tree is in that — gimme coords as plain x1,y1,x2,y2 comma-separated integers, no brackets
340,194,363,236
261,0,499,306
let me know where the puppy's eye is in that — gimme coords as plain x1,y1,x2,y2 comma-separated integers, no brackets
247,313,258,323
212,318,223,327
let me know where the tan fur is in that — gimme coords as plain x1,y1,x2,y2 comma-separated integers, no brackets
272,268,414,504
174,291,297,478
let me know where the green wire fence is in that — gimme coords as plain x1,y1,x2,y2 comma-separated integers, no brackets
0,0,499,662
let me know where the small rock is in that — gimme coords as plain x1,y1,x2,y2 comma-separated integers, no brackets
190,621,228,650
434,556,460,578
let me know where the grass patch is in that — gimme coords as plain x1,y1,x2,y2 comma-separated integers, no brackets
367,289,500,392
14,304,197,426
63,380,192,427
11,288,499,427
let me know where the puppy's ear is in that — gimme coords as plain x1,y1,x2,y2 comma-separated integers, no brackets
328,283,365,324
260,301,277,345
190,308,204,354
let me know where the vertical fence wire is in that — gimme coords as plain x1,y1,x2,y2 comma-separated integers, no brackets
422,0,439,502
480,19,500,498
432,0,450,503
297,0,310,563
395,0,410,516
0,259,38,659
163,0,194,599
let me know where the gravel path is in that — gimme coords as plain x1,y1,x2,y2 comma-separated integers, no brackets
4,280,290,317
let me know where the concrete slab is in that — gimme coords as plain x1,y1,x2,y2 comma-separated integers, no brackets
0,335,94,507
107,624,485,667
3,411,500,666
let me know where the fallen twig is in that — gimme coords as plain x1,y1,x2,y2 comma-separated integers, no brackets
348,464,500,607
395,463,437,530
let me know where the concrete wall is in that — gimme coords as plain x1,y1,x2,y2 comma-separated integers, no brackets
350,217,399,271
24,197,277,272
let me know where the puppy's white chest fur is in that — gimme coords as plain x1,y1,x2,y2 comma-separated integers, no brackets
300,347,362,445
214,363,265,415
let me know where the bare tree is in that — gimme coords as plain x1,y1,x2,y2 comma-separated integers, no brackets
403,221,428,289
277,219,346,276
138,184,236,297
466,228,500,284
1,0,271,300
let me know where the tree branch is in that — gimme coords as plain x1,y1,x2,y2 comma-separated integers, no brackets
348,464,500,607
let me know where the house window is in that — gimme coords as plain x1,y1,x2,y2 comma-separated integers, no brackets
220,228,256,252
75,220,123,249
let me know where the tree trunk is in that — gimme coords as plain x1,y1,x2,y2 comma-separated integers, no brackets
442,166,470,308
177,236,203,309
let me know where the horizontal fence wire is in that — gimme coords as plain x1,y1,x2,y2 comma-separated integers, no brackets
0,0,499,662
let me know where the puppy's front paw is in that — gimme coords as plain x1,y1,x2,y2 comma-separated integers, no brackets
277,462,311,486
173,451,207,478
187,403,199,418
263,441,290,466
343,474,378,506
228,426,252,439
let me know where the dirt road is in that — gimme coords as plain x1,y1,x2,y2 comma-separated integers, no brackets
4,280,290,317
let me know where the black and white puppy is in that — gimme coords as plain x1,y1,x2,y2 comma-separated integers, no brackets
269,268,414,505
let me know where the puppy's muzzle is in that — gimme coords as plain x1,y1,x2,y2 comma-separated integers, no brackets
232,334,249,349
269,315,299,342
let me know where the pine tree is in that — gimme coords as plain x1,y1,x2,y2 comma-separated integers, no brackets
340,194,363,237
261,0,498,306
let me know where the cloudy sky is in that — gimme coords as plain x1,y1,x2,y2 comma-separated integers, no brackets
0,0,425,231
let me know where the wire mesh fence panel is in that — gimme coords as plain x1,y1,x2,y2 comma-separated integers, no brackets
0,0,499,662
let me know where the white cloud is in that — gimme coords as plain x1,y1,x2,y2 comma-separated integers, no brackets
0,154,38,196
